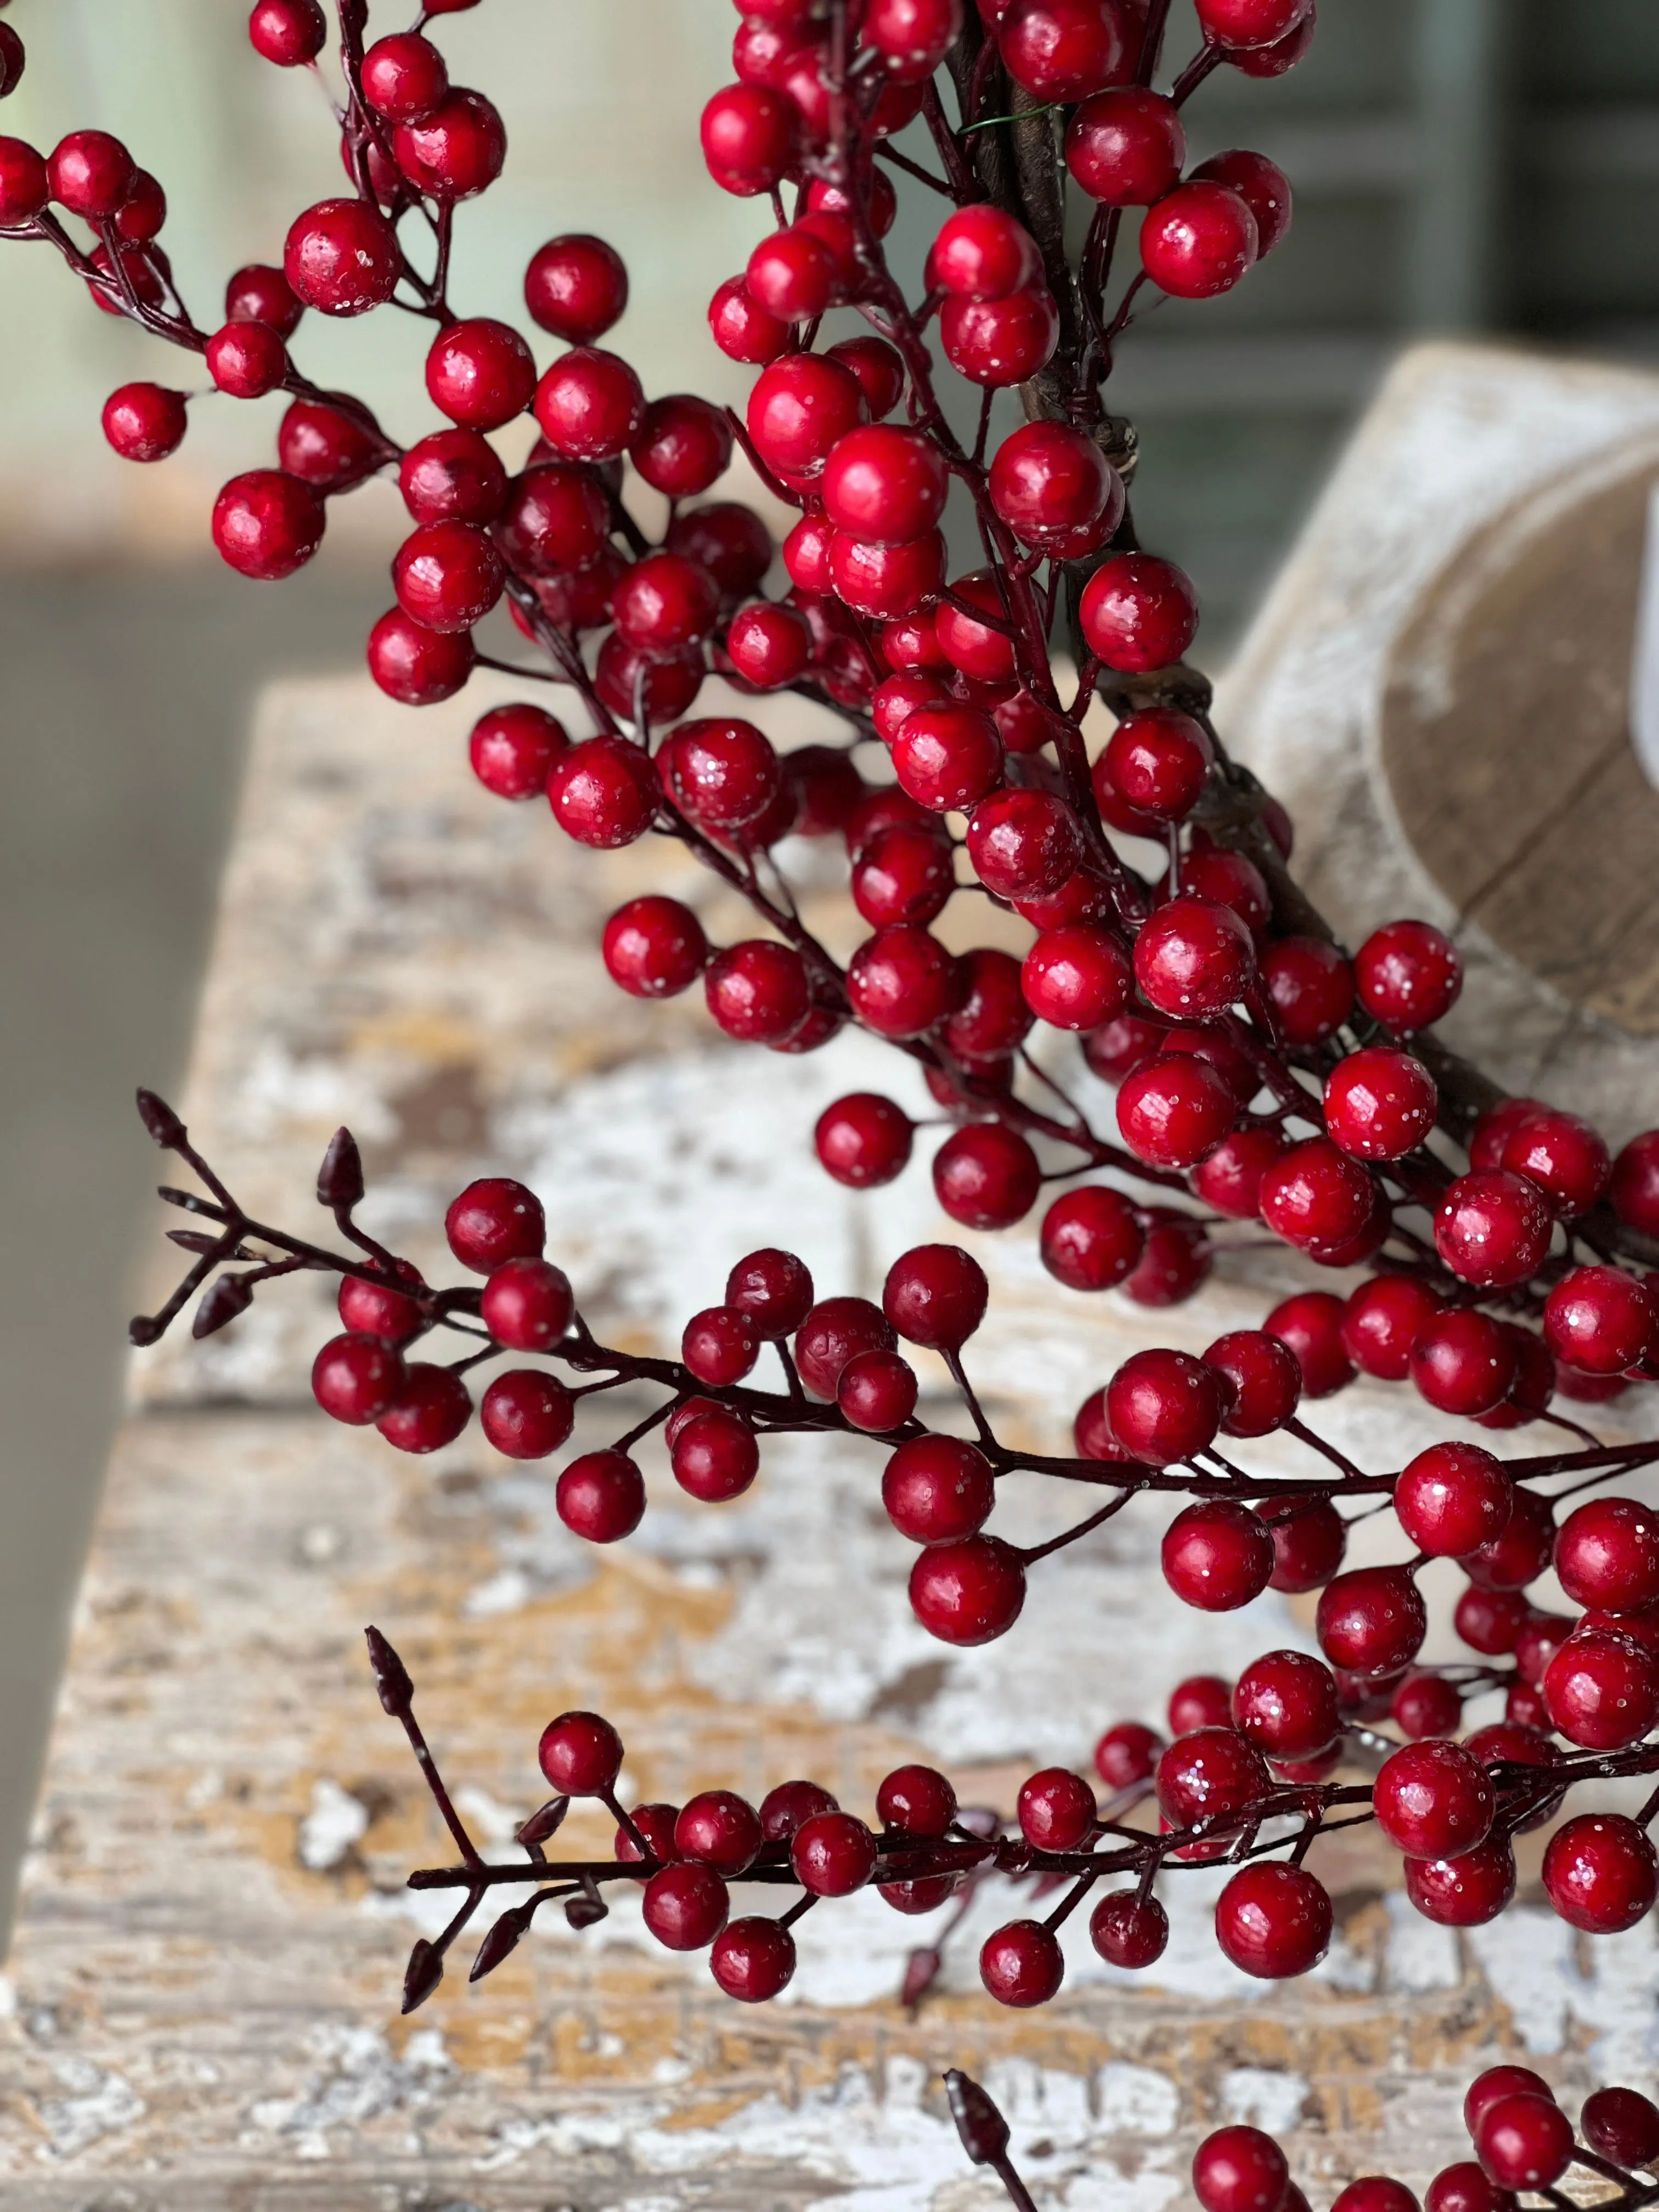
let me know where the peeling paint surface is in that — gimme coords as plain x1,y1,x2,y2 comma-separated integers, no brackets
7,347,1659,2206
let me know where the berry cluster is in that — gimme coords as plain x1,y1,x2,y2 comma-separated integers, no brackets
134,1095,1659,2007
7,0,1656,1397
951,2063,1659,2212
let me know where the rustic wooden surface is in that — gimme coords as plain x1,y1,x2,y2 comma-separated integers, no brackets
4,345,1659,2208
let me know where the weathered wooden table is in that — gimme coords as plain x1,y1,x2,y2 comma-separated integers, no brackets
4,345,1658,2209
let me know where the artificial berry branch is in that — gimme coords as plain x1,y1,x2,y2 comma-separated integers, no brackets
7,0,1659,1382
954,2063,1659,2212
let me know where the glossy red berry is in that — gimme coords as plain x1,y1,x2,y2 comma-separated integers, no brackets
1141,182,1257,298
1088,1889,1169,1967
461,704,562,804
360,31,448,123
524,232,628,341
495,462,611,572
1080,552,1199,672
1408,1309,1518,1419
1162,1500,1274,1610
204,318,287,400
939,286,1060,385
1195,0,1311,45
1403,1839,1516,1928
1115,1053,1237,1169
224,261,302,335
822,425,948,546
1040,1186,1144,1292
1259,935,1354,1046
600,895,707,1000
338,1262,424,1344
815,1094,913,1188
1464,2069,1555,2141
1556,1496,1659,1610
1263,1289,1352,1398
989,418,1120,545
1611,1130,1659,1235
708,275,791,363
1193,148,1293,256
479,1370,574,1460
909,1533,1026,1644
212,470,324,581
425,317,534,432
1260,1494,1346,1592
673,1789,763,1876
1103,709,1212,824
1108,1347,1224,1465
1543,1266,1652,1375
1066,85,1185,204
979,1917,1064,2006
1475,2096,1575,2193
1012,1767,1094,1852
1543,1813,1658,1932
1394,1443,1513,1558
1355,918,1462,1030
1133,894,1254,1017
1324,1047,1436,1160
830,528,946,619
833,1349,915,1432
881,1245,985,1352
1498,1107,1610,1218
1093,1720,1163,1789
710,1917,795,2001
933,1124,1042,1228
680,1305,759,1389
392,87,505,199
1317,1565,1427,1677
1544,1627,1659,1747
704,939,812,1043
891,705,1004,812
1215,1861,1331,1978
700,82,797,195
1582,2087,1659,2170
0,137,50,228
538,1709,623,1797
284,197,400,316
248,0,326,66
1123,1214,1212,1305
1341,1274,1441,1382
1192,1127,1285,1220
375,1363,471,1453
312,1333,404,1424
642,1861,729,1949
791,1810,877,1895
1204,1331,1301,1437
931,205,1042,301
966,787,1082,901
1435,1171,1553,1289
1156,1726,1268,1835
1024,924,1134,1034
844,924,956,1040
1192,2125,1290,2212
556,1449,646,1542
101,383,188,464
393,520,504,634
1260,1140,1375,1253
883,1436,995,1545
747,352,866,481
480,1259,573,1352
1374,1739,1494,1859
535,347,645,462
794,1296,896,1401
444,1177,544,1273
757,1780,838,1846
628,396,732,501
1228,1650,1338,1760
280,399,378,492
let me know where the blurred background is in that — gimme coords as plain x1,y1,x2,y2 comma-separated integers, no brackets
3,0,1659,1942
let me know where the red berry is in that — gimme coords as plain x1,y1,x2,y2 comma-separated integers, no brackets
674,1789,763,1875
747,352,866,480
990,418,1121,543
659,714,778,829
815,1093,913,1187
482,1259,573,1351
671,1409,759,1502
556,1449,646,1542
1464,2069,1555,2140
211,470,324,583
933,1124,1042,1228
1090,1890,1169,1967
642,1861,729,1949
102,382,188,464
1108,1347,1224,1465
882,1436,995,1544
1115,1053,1237,1169
830,528,946,619
480,1370,574,1459
1260,1140,1376,1252
942,946,1034,1065
1260,1494,1346,1592
248,0,326,65
681,1305,760,1388
1260,935,1354,1045
1500,1108,1610,1218
1192,2125,1290,2212
1544,1266,1652,1375
823,425,948,545
0,136,50,227
538,1709,623,1796
882,1244,987,1351
601,895,707,999
1461,1486,1554,1592
1582,2087,1659,2169
939,287,1060,385
760,1780,839,1842
282,399,379,492
1232,1650,1338,1759
548,737,661,847
1156,1725,1267,1832
979,1917,1064,2006
793,1296,896,1401
967,787,1082,900
535,347,645,462
1395,1442,1513,1558
425,317,534,432
1317,1565,1427,1677
1174,845,1271,940
704,939,811,1043
1409,1309,1517,1419
362,31,448,122
1040,1186,1144,1291
1374,1739,1494,1859
440,1182,541,1277
1341,1274,1442,1382
376,1363,471,1453
1133,894,1254,1017
1194,149,1293,256
1193,1127,1287,1220
909,1533,1026,1644
1195,0,1310,44
931,205,1042,300
48,128,135,219
338,1262,424,1344
1205,1330,1301,1436
205,319,287,399
1016,1767,1096,1850
465,703,566,803
1162,1500,1274,1610
837,1349,918,1431
1355,918,1462,1031
1066,86,1186,204
1556,1496,1659,1610
393,87,505,200
792,1810,877,1894
700,82,797,195
1324,1047,1436,1160
1000,0,1129,96
891,704,1003,812
843,924,955,1039
1024,923,1133,1034
1081,552,1199,671
312,1333,405,1424
710,1917,795,2001
284,197,401,316
526,233,628,341
1611,1130,1659,1236
726,601,812,690
1123,1214,1212,1305
708,274,791,363
1168,1677,1234,1735
1475,2096,1575,2193
1544,1627,1659,1747
872,1765,956,1843
1140,182,1257,298
495,462,611,573
630,395,732,500
393,520,504,634
1435,1171,1553,1288
1215,1861,1331,1978
852,822,954,931
225,261,303,335
1543,1813,1658,1932
1263,1289,1353,1398
1093,1721,1162,1789
1104,709,1214,823
1403,1840,1516,1928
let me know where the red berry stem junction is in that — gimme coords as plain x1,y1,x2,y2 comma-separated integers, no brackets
135,1093,1659,2008
7,0,1659,1380
954,2062,1659,2212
